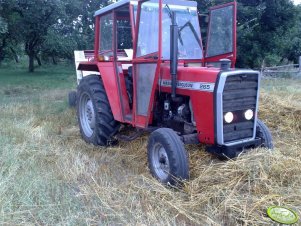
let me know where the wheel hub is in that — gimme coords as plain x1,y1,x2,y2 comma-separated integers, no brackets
86,100,95,127
159,155,167,164
151,143,170,181
79,93,96,138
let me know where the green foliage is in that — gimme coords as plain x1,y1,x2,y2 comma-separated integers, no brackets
0,17,7,34
42,26,77,61
1,0,301,70
198,0,301,68
0,0,111,70
236,0,300,67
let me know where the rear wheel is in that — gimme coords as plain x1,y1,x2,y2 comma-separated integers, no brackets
256,119,273,149
77,75,119,146
147,128,189,185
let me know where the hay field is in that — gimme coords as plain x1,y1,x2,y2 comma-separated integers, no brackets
0,65,300,225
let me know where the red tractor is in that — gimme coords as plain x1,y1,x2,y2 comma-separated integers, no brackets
72,0,273,185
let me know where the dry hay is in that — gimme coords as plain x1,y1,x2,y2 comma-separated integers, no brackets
54,87,301,225
0,79,300,225
100,86,301,225
62,86,300,225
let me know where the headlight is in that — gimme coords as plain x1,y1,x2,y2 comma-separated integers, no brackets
244,109,254,120
224,112,234,123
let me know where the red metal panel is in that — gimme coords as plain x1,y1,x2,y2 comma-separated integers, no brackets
129,4,136,45
135,115,148,128
160,64,219,83
116,63,131,117
191,93,215,144
94,16,100,61
97,62,123,122
131,0,143,127
160,65,219,144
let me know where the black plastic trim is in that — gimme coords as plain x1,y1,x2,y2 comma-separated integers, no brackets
206,138,262,158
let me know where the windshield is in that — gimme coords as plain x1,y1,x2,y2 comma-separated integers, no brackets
134,1,203,60
162,4,203,60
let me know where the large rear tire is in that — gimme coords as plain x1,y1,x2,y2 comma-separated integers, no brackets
256,119,273,149
147,128,189,185
77,75,120,146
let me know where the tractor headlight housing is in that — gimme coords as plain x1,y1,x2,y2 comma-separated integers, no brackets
224,112,234,124
244,109,254,120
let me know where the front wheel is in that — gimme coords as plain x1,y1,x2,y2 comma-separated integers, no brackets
256,119,273,149
147,128,189,185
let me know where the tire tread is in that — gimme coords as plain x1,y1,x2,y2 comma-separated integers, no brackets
147,128,189,185
256,119,273,149
77,75,119,146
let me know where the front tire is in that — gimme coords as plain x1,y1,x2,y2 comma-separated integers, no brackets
256,119,273,149
147,128,189,185
77,75,119,146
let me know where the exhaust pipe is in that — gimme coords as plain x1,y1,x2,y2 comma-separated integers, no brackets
170,12,178,99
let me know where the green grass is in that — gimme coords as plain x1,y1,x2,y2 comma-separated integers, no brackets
0,63,76,89
0,64,300,225
0,63,85,224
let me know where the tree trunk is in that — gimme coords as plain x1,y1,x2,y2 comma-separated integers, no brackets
52,56,57,65
0,50,4,64
35,55,42,66
25,38,41,73
0,38,7,64
10,47,19,63
29,54,35,72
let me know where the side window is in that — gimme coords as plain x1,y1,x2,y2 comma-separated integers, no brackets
117,18,132,50
206,5,234,57
136,1,159,57
100,13,113,51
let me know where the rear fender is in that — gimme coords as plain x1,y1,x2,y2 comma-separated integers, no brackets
77,61,124,122
96,62,123,122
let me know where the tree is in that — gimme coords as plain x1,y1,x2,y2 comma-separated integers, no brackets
196,0,300,68
1,0,66,72
41,25,77,64
1,0,300,70
40,0,110,64
0,17,8,63
237,0,298,67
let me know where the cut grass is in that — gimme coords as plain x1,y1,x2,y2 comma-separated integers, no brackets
0,64,300,225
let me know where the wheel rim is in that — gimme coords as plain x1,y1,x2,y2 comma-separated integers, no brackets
151,143,170,181
79,93,95,137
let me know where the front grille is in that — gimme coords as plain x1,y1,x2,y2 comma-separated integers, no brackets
222,73,259,143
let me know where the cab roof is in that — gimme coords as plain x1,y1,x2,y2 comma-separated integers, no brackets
94,0,197,17
94,0,133,17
